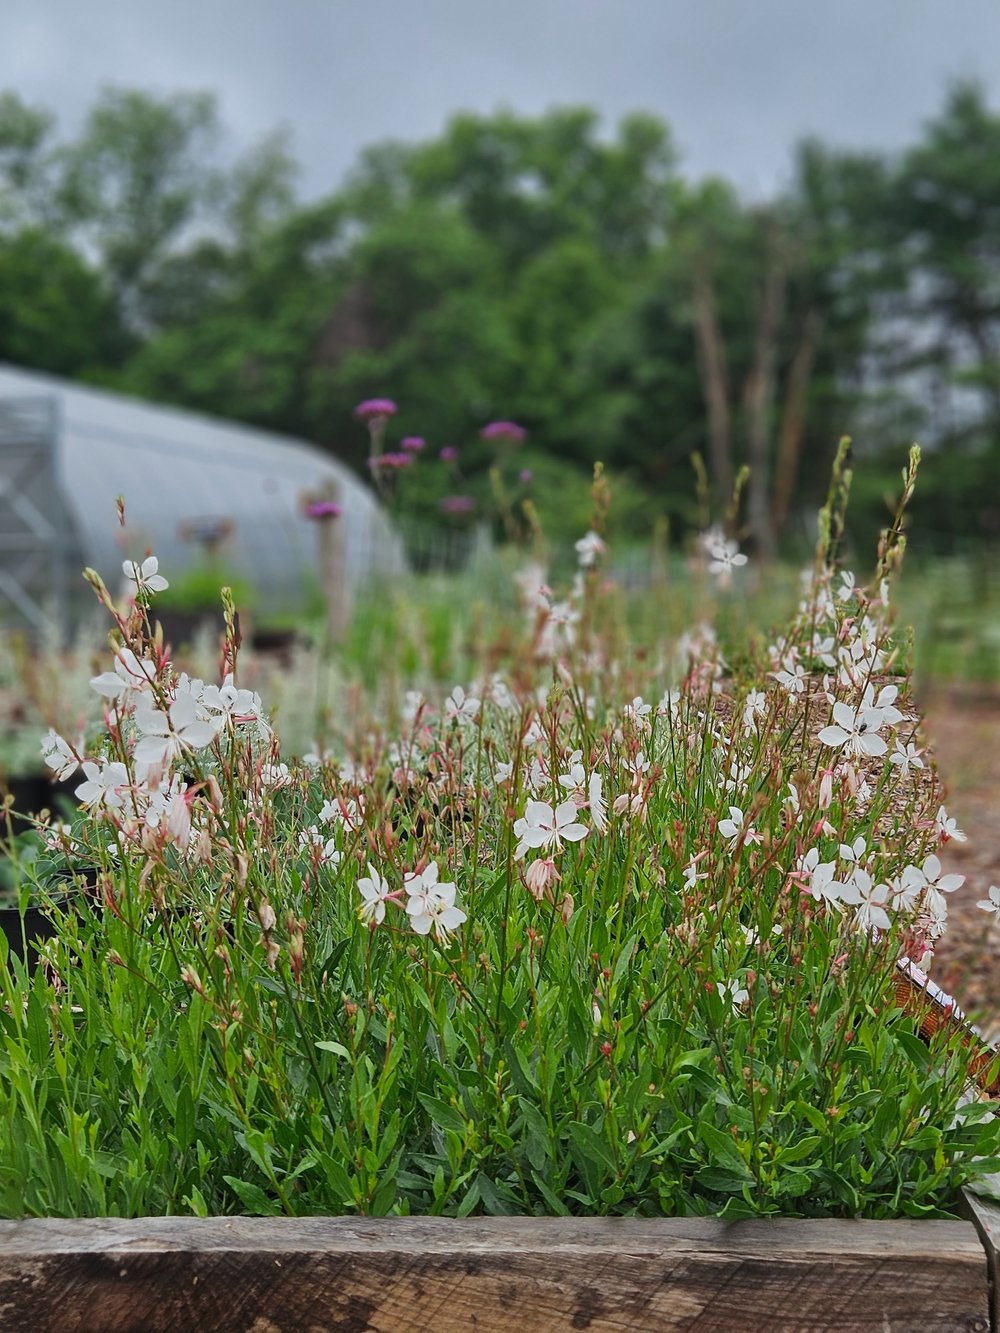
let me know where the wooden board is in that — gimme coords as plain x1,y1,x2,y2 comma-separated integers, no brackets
0,1214,989,1332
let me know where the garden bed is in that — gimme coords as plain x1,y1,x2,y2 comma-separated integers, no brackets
0,1204,996,1332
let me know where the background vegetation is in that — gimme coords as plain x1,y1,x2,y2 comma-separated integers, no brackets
2,81,1000,552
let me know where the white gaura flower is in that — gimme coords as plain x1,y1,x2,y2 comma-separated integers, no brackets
404,863,466,942
900,853,964,919
859,682,903,727
718,806,760,850
299,826,342,866
839,835,867,866
558,749,586,791
90,648,157,704
493,760,514,787
742,690,766,732
588,772,607,834
575,530,606,568
513,799,588,860
717,979,749,1011
805,857,860,908
935,805,967,844
850,869,892,932
772,657,807,696
123,555,168,595
134,693,220,767
40,729,80,781
75,760,129,809
707,538,748,579
977,885,1000,923
817,701,887,758
889,740,924,777
357,863,393,926
444,686,480,725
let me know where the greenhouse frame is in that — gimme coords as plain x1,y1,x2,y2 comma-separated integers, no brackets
0,364,404,636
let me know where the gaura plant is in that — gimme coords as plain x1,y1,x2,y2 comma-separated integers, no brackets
2,442,998,1220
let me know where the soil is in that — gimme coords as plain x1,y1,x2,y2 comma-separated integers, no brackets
918,683,1000,1040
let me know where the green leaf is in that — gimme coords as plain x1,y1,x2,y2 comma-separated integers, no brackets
699,1123,752,1180
315,1040,350,1059
417,1093,467,1134
223,1176,280,1215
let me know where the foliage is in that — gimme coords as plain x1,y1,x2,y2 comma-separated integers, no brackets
1,456,999,1221
4,83,1000,550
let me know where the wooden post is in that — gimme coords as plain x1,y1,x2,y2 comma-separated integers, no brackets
0,1214,989,1331
308,479,347,646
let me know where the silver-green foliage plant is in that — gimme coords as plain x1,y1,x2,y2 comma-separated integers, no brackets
1,449,998,1220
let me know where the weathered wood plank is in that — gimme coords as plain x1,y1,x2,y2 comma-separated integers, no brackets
962,1187,1000,1332
0,1216,988,1332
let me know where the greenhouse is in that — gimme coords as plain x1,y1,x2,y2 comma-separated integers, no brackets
0,364,403,635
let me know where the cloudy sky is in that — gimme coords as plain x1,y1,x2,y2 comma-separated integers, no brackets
4,1,1000,200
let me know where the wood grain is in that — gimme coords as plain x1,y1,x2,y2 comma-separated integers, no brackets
0,1215,990,1332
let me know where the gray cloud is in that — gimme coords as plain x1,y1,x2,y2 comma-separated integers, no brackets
3,0,999,200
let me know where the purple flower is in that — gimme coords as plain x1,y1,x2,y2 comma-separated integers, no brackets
518,469,533,485
439,445,459,463
304,500,343,520
439,495,476,515
480,420,527,443
354,398,398,424
368,452,413,471
400,436,425,453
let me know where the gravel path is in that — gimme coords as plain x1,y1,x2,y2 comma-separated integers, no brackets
920,685,1000,1040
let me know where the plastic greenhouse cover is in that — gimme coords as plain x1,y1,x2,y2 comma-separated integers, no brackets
0,364,403,618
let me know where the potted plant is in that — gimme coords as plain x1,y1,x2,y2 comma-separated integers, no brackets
0,446,998,1329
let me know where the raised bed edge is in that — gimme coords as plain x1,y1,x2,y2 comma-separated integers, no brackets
0,1211,990,1332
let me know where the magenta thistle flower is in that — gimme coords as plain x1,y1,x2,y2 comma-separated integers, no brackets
518,469,533,484
368,452,413,471
304,500,343,520
400,436,426,453
439,495,476,515
354,398,398,424
439,445,458,463
481,420,527,443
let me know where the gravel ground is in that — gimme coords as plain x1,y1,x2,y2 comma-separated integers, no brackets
919,684,1000,1040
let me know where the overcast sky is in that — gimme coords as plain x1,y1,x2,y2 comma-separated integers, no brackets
4,1,1000,201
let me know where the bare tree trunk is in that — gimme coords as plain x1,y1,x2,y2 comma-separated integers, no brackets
691,258,733,509
743,240,786,562
771,309,824,538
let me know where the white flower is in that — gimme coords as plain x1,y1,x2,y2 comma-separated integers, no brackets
513,798,588,860
839,836,867,866
806,858,860,908
134,692,220,767
588,772,607,834
683,858,707,891
859,682,903,727
717,979,749,1011
40,729,79,781
707,538,748,579
123,555,168,595
772,659,807,696
900,853,965,919
404,863,466,942
575,530,606,568
493,760,514,786
260,762,291,788
622,697,652,725
889,740,924,777
718,806,759,849
75,760,129,809
444,686,480,725
299,826,341,865
90,648,157,703
851,869,892,932
558,750,586,791
817,700,887,758
742,690,766,732
977,885,1000,923
935,806,967,843
357,863,392,925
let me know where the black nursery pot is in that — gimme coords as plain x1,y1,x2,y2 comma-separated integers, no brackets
0,904,61,966
1,772,81,826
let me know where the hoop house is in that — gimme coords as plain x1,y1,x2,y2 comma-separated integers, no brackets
0,364,403,635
